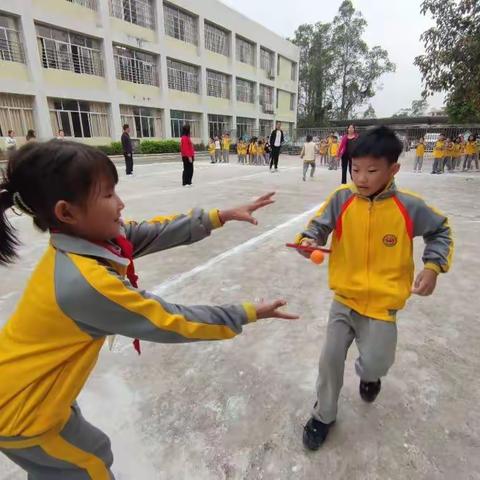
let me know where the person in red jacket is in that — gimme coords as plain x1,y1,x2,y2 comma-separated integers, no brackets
180,124,195,187
338,124,359,184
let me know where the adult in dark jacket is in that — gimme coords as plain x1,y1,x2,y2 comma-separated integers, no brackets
269,122,285,172
121,124,134,176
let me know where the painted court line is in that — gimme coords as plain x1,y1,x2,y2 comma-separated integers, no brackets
151,202,323,296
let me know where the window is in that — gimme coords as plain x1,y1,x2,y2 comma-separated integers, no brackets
236,78,254,103
290,93,295,111
291,62,297,81
121,105,162,138
259,85,274,113
236,37,255,66
208,114,231,139
109,0,154,30
167,59,199,93
259,119,272,138
36,25,103,76
66,0,97,9
170,110,201,138
49,99,110,138
163,3,197,45
260,48,274,76
204,22,229,56
0,94,34,137
207,70,230,99
236,117,255,141
113,45,158,86
0,14,25,63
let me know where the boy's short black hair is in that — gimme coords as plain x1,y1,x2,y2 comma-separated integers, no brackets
306,135,313,142
351,126,402,164
122,124,129,131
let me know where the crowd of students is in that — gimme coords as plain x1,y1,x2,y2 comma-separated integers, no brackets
413,133,479,173
208,133,272,166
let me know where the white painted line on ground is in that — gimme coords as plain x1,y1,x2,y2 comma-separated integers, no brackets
151,202,323,296
123,166,299,202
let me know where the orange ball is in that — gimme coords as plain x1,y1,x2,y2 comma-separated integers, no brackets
310,250,325,265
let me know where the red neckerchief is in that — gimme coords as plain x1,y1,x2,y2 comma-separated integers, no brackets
99,235,141,355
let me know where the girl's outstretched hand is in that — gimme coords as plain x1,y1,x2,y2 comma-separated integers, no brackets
255,300,299,320
219,192,275,225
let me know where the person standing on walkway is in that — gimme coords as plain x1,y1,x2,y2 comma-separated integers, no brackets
222,133,231,163
180,124,195,187
121,124,134,176
5,130,16,154
338,124,359,184
269,122,284,172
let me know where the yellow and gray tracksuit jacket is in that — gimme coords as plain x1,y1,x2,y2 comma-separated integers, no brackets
0,208,256,441
296,182,453,321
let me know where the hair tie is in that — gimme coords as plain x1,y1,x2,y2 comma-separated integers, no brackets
12,192,35,216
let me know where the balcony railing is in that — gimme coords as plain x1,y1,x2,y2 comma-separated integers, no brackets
0,38,25,63
110,0,154,30
41,45,104,76
114,54,158,86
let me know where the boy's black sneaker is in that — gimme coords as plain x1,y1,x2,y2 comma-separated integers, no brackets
359,379,381,403
302,417,333,451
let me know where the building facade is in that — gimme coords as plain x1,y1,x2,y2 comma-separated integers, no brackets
0,0,299,146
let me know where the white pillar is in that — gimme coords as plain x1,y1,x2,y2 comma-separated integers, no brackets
19,13,52,139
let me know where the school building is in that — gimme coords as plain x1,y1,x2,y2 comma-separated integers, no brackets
0,0,299,148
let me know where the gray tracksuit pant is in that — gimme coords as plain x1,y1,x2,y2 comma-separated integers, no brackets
313,301,397,424
0,404,114,479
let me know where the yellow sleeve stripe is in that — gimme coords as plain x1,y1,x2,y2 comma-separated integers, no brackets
424,262,441,274
147,214,181,225
71,256,238,340
242,302,257,323
209,209,223,229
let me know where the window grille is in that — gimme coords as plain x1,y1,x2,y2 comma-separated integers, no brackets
164,3,197,45
236,78,254,103
207,70,230,99
167,59,199,93
204,23,229,56
113,45,158,85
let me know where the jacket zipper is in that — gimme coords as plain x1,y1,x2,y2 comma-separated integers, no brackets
365,199,374,314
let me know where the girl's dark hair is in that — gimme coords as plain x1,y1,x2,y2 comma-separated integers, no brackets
306,135,313,142
26,129,35,140
181,124,191,136
0,140,118,265
468,134,475,141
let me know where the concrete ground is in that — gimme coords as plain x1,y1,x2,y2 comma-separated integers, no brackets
1,152,479,480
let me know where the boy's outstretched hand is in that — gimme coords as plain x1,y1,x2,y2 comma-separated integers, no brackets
412,268,438,296
255,300,299,320
219,192,275,225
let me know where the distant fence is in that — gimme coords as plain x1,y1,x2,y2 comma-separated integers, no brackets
293,124,480,152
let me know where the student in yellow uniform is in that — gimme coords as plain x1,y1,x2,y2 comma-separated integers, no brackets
328,136,339,170
296,126,453,451
237,139,247,164
443,137,455,172
222,134,231,163
431,133,445,174
452,136,461,170
413,137,425,173
0,141,296,479
318,139,328,166
463,134,478,171
257,139,265,165
248,137,257,165
208,137,216,164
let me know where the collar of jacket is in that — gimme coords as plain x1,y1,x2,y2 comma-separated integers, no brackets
350,178,397,201
50,233,130,267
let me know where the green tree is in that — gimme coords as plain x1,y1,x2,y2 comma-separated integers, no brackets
290,22,334,126
414,0,480,122
392,98,429,117
329,1,396,119
362,104,376,119
291,0,395,124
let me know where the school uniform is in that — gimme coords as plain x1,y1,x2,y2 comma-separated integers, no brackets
413,143,425,172
295,182,453,424
0,213,257,479
432,140,445,174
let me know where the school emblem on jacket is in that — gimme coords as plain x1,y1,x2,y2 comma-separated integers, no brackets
383,234,397,247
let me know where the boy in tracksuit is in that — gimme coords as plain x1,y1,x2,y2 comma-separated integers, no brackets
295,126,453,450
